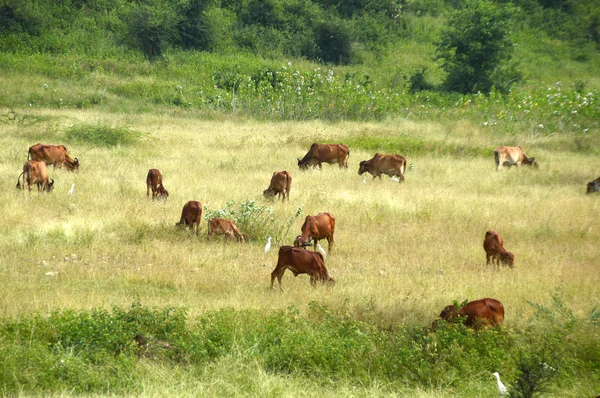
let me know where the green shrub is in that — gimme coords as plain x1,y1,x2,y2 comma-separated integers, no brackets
64,124,143,147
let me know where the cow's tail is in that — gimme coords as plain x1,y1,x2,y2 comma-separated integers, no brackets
27,148,32,161
16,172,24,189
401,159,406,181
494,150,500,171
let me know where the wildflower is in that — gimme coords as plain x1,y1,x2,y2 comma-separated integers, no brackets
43,84,48,89
538,124,544,129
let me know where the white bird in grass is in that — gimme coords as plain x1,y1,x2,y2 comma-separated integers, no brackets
67,183,75,195
316,243,327,257
391,176,400,182
362,176,367,184
264,236,272,253
492,372,508,396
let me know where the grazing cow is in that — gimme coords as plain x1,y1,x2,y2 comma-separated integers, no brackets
483,231,515,268
294,212,335,252
297,143,349,170
434,298,505,329
263,171,291,201
358,153,407,182
586,177,600,194
270,246,334,291
146,169,169,200
207,218,245,243
28,143,79,171
494,146,538,171
16,160,54,193
176,201,202,234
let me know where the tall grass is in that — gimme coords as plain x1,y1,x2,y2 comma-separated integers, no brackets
0,110,599,395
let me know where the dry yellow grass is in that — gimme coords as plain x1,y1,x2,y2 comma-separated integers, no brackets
1,108,599,332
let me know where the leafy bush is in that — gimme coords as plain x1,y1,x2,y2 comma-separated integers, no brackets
203,199,303,243
64,124,143,147
127,5,179,58
435,0,520,94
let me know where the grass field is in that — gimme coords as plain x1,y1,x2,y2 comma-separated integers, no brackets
1,108,599,396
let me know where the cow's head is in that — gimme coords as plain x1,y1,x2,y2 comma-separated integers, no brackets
45,179,55,193
263,187,275,199
157,187,169,199
500,252,515,268
297,158,310,170
586,180,600,194
293,235,311,248
358,160,369,175
525,156,538,168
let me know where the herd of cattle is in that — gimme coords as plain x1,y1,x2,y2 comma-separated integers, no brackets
14,142,599,328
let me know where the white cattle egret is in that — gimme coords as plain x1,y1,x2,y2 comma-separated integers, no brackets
264,236,272,253
391,176,400,182
492,372,508,396
317,243,326,257
67,183,75,195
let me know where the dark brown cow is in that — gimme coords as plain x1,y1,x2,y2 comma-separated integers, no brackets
28,143,79,171
294,212,335,252
358,153,407,182
494,146,538,171
483,231,514,268
434,298,505,329
586,177,600,194
207,218,245,242
263,171,291,201
297,143,349,170
270,246,334,291
176,201,202,234
16,160,54,193
146,169,169,200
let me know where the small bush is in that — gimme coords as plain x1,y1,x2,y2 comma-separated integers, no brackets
64,124,143,147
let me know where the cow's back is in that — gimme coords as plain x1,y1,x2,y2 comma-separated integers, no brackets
181,201,202,224
462,298,505,326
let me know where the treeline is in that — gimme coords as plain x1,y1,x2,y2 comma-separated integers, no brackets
1,0,598,64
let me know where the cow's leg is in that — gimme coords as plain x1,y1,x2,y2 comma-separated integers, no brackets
310,273,317,287
271,265,285,291
327,235,334,252
486,254,491,265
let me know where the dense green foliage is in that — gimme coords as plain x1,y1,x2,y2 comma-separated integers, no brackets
0,298,597,394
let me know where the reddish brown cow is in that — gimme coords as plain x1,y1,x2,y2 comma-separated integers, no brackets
270,246,334,291
263,171,291,201
146,169,169,200
16,160,55,193
434,298,505,329
207,218,245,242
358,153,407,182
586,176,600,194
297,143,349,170
483,231,514,268
176,201,202,234
494,146,538,171
28,143,79,171
294,212,335,252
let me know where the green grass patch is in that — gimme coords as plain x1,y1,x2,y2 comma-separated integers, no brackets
63,124,144,147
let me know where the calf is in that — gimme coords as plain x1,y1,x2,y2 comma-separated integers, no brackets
294,212,335,252
207,218,245,242
297,143,349,170
358,153,407,182
494,146,538,171
586,177,600,194
263,171,291,201
146,169,169,200
434,298,505,329
270,246,334,291
16,160,55,193
483,231,514,268
176,201,202,234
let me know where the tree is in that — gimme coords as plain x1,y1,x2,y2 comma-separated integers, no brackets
435,0,521,94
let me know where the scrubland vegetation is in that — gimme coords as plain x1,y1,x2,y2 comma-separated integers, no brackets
1,0,599,396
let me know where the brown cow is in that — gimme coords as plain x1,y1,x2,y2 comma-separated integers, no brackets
294,212,335,252
483,231,515,268
175,201,202,234
28,143,79,171
297,143,349,170
146,169,169,200
494,146,538,171
16,160,55,193
586,177,600,194
434,298,505,329
207,218,245,242
358,153,407,182
263,171,291,201
270,246,334,291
